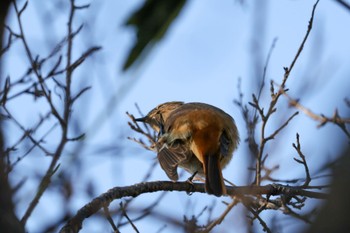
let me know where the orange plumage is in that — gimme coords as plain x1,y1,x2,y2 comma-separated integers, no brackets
136,102,239,196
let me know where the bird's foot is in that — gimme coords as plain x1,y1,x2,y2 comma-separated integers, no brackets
185,171,198,195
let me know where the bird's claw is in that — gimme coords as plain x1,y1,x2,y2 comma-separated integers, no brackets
186,171,198,195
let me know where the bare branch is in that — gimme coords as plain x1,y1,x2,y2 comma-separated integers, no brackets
117,192,168,228
18,1,28,17
71,86,91,104
253,0,320,185
18,0,94,224
292,133,311,187
256,37,278,104
59,182,327,233
103,205,120,233
200,199,239,233
126,111,157,150
282,90,350,139
265,111,299,141
13,1,64,127
283,0,319,85
244,202,272,233
68,46,102,72
120,202,140,233
334,0,350,12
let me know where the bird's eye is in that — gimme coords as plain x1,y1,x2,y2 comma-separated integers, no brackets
172,139,184,146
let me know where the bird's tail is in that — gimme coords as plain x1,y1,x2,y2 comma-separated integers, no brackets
204,152,226,197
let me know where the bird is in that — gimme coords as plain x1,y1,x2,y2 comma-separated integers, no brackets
135,101,239,196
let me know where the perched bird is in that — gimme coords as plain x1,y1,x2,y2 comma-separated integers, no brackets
136,102,239,196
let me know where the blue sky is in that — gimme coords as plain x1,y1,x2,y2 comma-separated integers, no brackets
3,0,350,232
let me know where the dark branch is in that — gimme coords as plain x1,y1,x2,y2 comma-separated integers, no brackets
59,181,328,233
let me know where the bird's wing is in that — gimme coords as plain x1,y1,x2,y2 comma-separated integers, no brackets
157,140,191,181
220,130,231,157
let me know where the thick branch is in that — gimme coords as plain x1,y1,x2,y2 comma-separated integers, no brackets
59,181,328,233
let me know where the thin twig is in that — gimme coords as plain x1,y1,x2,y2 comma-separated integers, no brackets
7,122,58,173
283,0,320,85
243,201,272,233
19,0,85,224
282,89,350,139
254,0,320,186
120,202,140,233
335,0,350,11
13,1,64,127
103,205,120,233
126,111,157,150
292,133,311,187
117,192,167,228
256,37,278,106
200,199,239,233
265,111,299,141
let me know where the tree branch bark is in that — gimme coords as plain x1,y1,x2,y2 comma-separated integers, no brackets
59,181,328,233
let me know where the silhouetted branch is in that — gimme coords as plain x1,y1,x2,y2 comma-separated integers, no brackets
293,133,311,187
282,90,350,139
335,0,350,12
59,181,327,233
232,2,322,231
120,202,140,233
126,111,157,151
11,0,99,226
103,205,120,233
283,0,319,84
200,199,239,233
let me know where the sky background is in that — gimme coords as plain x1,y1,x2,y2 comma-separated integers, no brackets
3,0,350,232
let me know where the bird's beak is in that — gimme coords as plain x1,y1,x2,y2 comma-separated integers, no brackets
135,117,146,122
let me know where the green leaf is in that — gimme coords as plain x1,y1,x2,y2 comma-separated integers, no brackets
122,0,187,71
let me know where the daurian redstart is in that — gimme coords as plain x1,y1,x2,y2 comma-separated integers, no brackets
136,101,239,196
